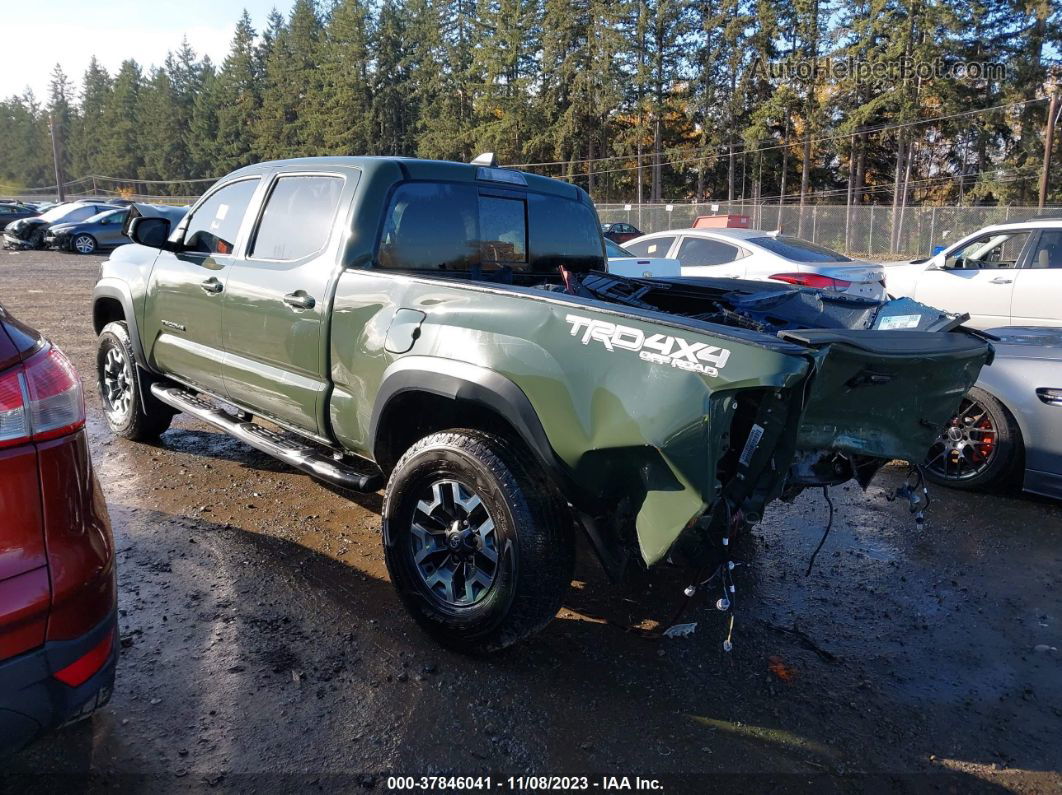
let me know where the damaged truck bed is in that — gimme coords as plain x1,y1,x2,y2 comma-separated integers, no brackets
93,155,991,651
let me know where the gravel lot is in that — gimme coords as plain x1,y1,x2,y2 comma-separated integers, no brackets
3,249,1061,791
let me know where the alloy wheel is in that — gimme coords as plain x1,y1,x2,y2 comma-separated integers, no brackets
409,479,499,607
100,346,133,420
74,235,95,254
925,396,997,481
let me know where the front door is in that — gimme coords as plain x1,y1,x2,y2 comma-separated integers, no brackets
221,171,355,436
912,229,1033,328
142,177,262,396
1011,230,1062,326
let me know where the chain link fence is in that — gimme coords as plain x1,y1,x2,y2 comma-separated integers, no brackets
596,203,1061,260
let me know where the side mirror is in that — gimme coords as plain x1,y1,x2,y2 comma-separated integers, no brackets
127,216,174,250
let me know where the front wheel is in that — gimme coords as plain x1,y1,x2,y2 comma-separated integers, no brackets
73,234,97,254
383,430,573,654
96,321,175,441
924,387,1022,490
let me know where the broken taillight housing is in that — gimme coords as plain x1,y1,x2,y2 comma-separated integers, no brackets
0,346,85,449
769,272,852,289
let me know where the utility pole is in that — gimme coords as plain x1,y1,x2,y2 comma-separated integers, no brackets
49,113,65,203
1039,74,1060,210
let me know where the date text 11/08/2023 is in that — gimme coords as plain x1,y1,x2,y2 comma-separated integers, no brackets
386,776,665,791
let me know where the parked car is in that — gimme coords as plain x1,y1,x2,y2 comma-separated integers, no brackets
925,326,1062,499
92,154,988,653
0,303,116,754
3,201,118,250
0,202,39,226
625,228,887,299
602,222,643,244
884,217,1062,329
604,237,680,278
46,205,188,254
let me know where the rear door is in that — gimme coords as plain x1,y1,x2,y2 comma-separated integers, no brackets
221,170,354,436
142,177,262,396
674,235,747,278
911,230,1032,327
1010,230,1062,326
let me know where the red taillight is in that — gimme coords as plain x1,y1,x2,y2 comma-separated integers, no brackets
53,630,113,687
0,346,85,449
770,272,852,289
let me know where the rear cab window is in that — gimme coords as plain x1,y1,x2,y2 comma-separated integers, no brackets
376,180,602,281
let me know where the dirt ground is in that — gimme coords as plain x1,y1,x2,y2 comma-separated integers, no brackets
2,249,1061,792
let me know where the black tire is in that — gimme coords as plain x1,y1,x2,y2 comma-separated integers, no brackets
383,429,573,654
72,234,97,254
924,386,1022,491
96,321,175,441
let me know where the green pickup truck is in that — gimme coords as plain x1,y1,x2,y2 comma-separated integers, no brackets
92,155,991,652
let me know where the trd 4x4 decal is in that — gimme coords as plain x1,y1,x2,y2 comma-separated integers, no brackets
566,314,731,377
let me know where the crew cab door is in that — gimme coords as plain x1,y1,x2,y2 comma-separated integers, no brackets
1010,230,1062,326
911,229,1032,328
142,177,261,396
221,171,355,436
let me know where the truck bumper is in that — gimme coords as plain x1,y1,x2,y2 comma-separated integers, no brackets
0,608,117,755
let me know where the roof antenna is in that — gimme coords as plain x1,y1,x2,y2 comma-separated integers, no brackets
471,152,498,167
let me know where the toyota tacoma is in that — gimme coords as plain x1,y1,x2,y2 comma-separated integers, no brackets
92,155,991,652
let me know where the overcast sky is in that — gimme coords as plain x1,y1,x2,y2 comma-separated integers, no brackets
1,0,282,101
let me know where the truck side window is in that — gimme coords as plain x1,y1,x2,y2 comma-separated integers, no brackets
378,182,478,271
527,193,604,272
184,178,260,255
250,175,345,261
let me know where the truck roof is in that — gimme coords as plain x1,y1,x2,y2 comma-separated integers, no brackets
224,156,585,202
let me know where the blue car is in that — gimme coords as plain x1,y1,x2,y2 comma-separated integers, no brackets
46,205,188,254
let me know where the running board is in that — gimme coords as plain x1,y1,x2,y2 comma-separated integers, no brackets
151,384,383,492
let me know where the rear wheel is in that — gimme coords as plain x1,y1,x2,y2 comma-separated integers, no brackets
924,387,1021,490
383,429,573,654
96,321,175,441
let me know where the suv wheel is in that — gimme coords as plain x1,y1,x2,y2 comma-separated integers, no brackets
383,429,573,653
96,321,175,441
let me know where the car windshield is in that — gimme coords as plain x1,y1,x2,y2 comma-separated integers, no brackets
604,238,635,257
749,235,852,263
39,204,83,223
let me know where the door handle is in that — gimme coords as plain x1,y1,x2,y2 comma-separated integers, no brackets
283,291,316,309
200,277,223,294
990,276,1013,284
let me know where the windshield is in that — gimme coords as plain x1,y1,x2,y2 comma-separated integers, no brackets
604,238,635,258
40,204,81,222
750,235,852,263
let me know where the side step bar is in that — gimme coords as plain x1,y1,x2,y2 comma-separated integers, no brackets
151,384,383,492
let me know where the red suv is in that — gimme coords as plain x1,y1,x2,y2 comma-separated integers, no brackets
0,304,116,754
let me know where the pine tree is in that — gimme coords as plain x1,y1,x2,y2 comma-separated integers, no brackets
371,0,415,155
70,57,112,179
214,10,261,171
318,0,374,155
46,64,76,186
99,60,144,180
187,61,220,177
138,68,184,183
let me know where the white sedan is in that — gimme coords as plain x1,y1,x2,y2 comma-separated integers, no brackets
624,228,887,299
884,219,1062,329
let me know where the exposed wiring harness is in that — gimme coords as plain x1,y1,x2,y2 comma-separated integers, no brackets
804,486,834,576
